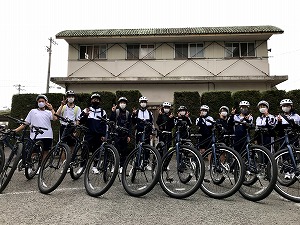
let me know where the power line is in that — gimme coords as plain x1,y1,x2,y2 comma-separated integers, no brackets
46,37,57,94
13,84,25,94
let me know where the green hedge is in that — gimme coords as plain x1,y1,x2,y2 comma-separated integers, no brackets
286,90,300,113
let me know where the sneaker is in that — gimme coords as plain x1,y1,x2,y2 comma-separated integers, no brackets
145,164,152,171
119,167,123,174
129,167,133,176
36,168,40,175
67,168,70,173
27,168,33,174
167,166,170,171
284,172,291,180
111,167,115,173
60,160,66,174
76,167,84,174
92,167,99,174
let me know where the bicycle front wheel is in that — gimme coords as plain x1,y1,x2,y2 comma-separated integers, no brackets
84,144,119,197
70,141,89,180
0,142,5,173
274,148,300,202
38,143,71,194
0,142,22,193
237,145,277,201
25,141,43,180
159,145,204,199
200,146,245,199
121,144,161,197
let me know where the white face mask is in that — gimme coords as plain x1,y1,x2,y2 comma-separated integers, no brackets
179,111,186,116
282,106,291,113
119,103,126,109
259,107,267,114
164,108,170,113
140,102,147,108
201,111,207,116
67,97,74,103
38,102,45,108
220,112,228,117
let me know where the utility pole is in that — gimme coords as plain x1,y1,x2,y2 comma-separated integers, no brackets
46,37,57,94
13,84,25,94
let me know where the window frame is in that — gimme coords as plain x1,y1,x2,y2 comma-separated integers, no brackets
139,44,155,59
126,44,140,60
188,43,204,58
224,42,256,58
174,43,188,59
79,44,107,60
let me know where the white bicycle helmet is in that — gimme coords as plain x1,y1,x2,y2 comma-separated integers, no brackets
139,96,148,102
118,97,128,103
239,101,250,107
257,100,269,108
219,106,229,112
200,105,209,111
36,94,48,102
280,99,293,106
162,102,171,107
90,93,101,99
65,90,75,96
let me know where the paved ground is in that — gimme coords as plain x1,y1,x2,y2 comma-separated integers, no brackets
0,167,300,225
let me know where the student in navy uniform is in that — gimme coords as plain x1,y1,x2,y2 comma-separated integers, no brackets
79,93,107,174
255,100,277,153
275,99,300,179
195,105,214,154
228,101,253,153
131,96,153,170
216,106,233,145
110,97,132,173
174,105,192,140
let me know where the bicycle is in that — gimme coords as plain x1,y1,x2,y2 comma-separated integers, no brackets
159,119,205,199
273,126,300,202
199,119,245,199
231,120,277,201
121,120,161,197
0,116,30,193
84,116,120,197
0,125,6,173
38,115,74,194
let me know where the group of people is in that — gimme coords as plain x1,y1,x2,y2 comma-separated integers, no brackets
13,90,300,177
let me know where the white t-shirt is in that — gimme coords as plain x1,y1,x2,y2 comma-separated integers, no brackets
25,108,54,139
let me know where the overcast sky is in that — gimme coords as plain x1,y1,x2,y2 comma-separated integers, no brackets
0,0,299,109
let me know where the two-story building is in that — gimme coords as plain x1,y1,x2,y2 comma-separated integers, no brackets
51,25,287,105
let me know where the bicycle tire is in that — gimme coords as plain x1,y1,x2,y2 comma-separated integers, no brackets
200,146,245,199
0,142,5,173
24,141,43,180
0,142,22,193
121,144,161,197
237,145,277,201
70,141,89,180
159,145,204,199
38,143,71,194
84,144,119,197
274,148,300,202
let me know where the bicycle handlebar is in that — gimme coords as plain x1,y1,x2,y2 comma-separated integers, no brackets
5,115,28,126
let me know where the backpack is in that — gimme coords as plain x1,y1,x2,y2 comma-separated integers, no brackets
62,105,80,118
116,108,129,120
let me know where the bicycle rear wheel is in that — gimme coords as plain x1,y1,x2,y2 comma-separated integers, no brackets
84,144,119,197
274,148,300,202
25,141,43,180
70,141,89,180
0,142,22,193
159,145,204,199
38,143,71,194
237,145,277,201
121,144,161,197
200,146,245,199
0,142,4,173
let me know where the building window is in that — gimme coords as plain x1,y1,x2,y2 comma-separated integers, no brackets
126,44,155,59
79,44,107,59
174,44,188,59
140,44,155,59
189,43,204,58
225,42,255,57
127,44,139,59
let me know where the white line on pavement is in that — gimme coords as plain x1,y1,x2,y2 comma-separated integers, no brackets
0,187,84,196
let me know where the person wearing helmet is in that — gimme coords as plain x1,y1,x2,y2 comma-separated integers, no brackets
156,102,175,156
196,105,214,154
79,92,107,174
255,100,276,154
216,106,233,141
132,96,154,170
228,100,253,153
14,94,57,167
110,97,132,173
276,99,300,179
174,105,192,140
